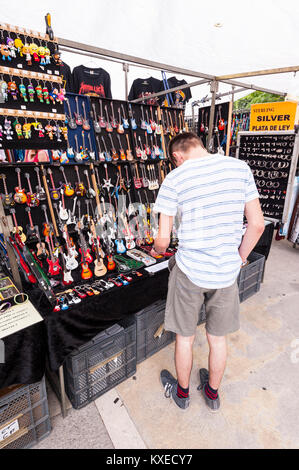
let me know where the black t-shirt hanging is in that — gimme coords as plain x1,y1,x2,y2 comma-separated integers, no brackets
60,61,74,92
72,65,112,98
128,77,162,105
165,76,192,107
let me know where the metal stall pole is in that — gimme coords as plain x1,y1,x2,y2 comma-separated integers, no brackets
123,63,129,101
226,86,235,156
58,365,68,418
207,80,218,152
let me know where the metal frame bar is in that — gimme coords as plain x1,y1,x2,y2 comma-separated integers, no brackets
216,65,299,81
236,130,298,224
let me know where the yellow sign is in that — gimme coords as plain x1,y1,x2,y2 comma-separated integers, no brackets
250,101,297,131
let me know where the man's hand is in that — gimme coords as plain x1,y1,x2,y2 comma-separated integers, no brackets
153,213,173,255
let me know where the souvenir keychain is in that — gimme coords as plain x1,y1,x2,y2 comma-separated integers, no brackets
45,121,54,139
8,78,18,100
55,121,62,142
61,125,68,140
42,83,50,104
57,88,65,104
38,44,46,64
13,118,23,139
27,79,35,102
22,38,32,65
36,121,45,138
6,37,16,58
14,35,24,55
30,42,39,63
35,83,44,103
3,118,13,140
44,44,51,65
0,31,11,61
49,86,56,104
19,78,28,102
23,120,32,139
0,76,8,102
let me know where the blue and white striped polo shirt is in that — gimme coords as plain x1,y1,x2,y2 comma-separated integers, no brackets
153,154,259,289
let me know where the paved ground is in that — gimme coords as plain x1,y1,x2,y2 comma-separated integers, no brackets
34,238,299,449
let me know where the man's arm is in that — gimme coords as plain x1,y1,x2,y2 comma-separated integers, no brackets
152,213,174,254
239,198,265,263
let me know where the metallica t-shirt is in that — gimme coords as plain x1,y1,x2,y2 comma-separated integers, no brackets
72,65,112,98
128,77,162,105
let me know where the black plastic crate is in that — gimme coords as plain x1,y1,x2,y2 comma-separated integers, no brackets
135,300,175,364
0,376,51,449
63,317,137,409
237,251,265,303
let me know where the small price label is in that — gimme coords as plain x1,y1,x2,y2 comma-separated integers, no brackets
54,71,60,76
21,105,27,110
47,70,52,75
0,419,19,442
17,64,23,69
52,108,57,113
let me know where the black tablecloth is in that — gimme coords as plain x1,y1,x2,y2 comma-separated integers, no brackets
0,268,169,387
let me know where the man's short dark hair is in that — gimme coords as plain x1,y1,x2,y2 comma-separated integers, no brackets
168,132,205,166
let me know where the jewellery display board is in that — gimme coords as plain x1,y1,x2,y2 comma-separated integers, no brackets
236,130,299,223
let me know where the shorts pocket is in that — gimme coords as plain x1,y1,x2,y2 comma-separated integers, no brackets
168,256,176,272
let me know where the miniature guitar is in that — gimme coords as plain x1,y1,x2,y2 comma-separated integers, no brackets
1,174,15,208
74,134,83,162
110,102,118,129
121,104,129,129
65,97,77,129
105,105,113,132
92,103,101,133
117,107,124,134
125,134,134,161
145,109,152,134
25,206,39,242
47,168,60,200
14,168,27,204
10,208,26,243
101,135,112,162
59,189,69,221
134,132,142,159
108,133,119,161
96,135,106,162
74,96,83,126
218,105,225,131
88,134,96,161
99,99,106,128
117,134,126,161
59,166,75,196
133,163,142,189
74,165,86,196
84,169,96,199
140,105,147,130
34,167,46,201
24,172,39,207
128,104,137,130
81,101,90,131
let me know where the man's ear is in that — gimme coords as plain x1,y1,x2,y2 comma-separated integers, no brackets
173,151,184,165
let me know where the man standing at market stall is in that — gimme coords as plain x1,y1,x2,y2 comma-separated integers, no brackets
152,132,264,412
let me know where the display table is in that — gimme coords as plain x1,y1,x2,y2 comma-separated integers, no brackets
0,268,170,390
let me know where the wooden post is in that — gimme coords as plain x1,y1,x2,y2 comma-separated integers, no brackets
89,163,103,218
41,165,59,237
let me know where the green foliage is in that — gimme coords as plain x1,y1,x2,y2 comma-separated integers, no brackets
234,91,285,110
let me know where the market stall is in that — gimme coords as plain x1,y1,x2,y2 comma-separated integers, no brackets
0,16,298,448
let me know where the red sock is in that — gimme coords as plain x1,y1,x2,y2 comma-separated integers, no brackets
204,383,218,400
177,383,189,399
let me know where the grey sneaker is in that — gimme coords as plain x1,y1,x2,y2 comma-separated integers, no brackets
197,368,220,412
160,369,190,410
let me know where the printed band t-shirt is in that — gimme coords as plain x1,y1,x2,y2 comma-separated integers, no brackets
60,61,74,92
163,76,192,107
72,65,112,98
128,77,163,105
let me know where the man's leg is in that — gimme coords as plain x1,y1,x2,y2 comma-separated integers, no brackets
175,334,195,389
206,332,227,390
